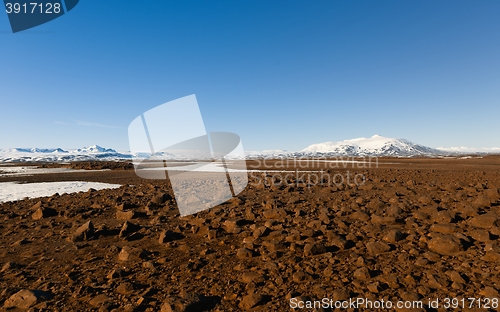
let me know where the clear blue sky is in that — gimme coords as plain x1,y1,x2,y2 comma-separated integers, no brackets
1,1,499,151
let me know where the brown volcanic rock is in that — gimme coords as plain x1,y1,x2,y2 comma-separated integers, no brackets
70,220,94,242
427,235,463,256
366,241,391,255
116,210,136,220
32,207,57,219
3,289,52,309
239,293,264,310
303,242,326,256
469,213,499,229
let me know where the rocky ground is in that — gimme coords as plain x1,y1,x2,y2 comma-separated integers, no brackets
1,157,500,311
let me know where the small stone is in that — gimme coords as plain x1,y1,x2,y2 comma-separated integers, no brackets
446,270,466,284
239,293,264,310
371,214,396,224
483,251,500,262
241,272,264,284
430,210,454,223
107,268,125,280
353,267,371,280
472,196,491,208
236,248,254,259
382,230,405,243
484,241,500,252
429,224,457,234
116,210,136,220
470,213,498,229
367,198,385,210
303,242,326,256
70,220,94,242
253,226,269,238
366,241,391,255
263,209,283,219
417,195,433,205
151,193,171,205
3,290,52,309
485,188,500,199
480,286,499,298
468,229,491,242
116,282,134,294
350,211,370,222
32,207,57,220
142,261,155,269
118,247,132,261
262,240,284,251
89,294,111,307
31,201,43,209
116,202,134,211
292,271,310,282
119,221,140,238
367,282,380,293
427,235,462,256
1,262,21,273
160,302,174,312
223,219,237,230
159,230,182,243
333,289,349,301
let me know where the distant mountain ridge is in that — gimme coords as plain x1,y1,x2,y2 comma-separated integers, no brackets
0,137,497,162
247,135,499,158
0,145,130,163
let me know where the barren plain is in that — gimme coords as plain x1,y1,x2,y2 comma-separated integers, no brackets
1,157,500,311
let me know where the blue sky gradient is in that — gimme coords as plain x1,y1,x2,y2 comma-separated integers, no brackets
1,1,499,151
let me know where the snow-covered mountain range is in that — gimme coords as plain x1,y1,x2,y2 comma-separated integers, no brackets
299,134,441,157
247,135,498,158
0,145,132,163
0,136,498,162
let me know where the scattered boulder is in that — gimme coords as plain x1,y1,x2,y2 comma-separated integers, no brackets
469,213,498,229
427,235,463,256
382,230,405,243
70,220,94,242
239,293,264,310
236,248,254,259
32,207,57,220
366,241,391,255
303,242,326,256
116,210,136,220
3,289,52,309
119,221,140,239
353,267,371,280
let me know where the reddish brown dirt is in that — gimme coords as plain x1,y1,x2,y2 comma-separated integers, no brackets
1,157,500,311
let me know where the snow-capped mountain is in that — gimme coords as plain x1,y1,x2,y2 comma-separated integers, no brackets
0,145,132,163
3,147,67,153
300,135,442,157
76,145,117,153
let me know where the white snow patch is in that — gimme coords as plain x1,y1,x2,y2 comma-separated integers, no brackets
0,181,122,203
144,162,285,173
0,166,110,177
